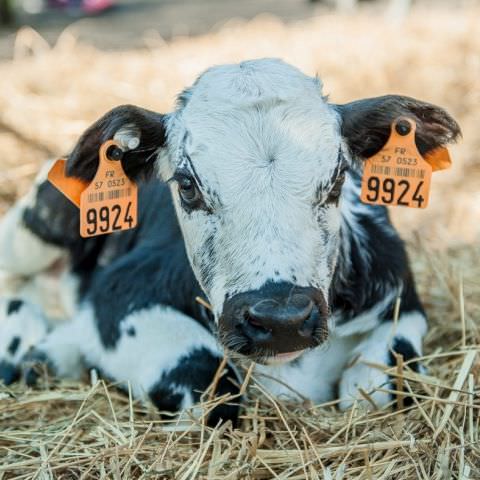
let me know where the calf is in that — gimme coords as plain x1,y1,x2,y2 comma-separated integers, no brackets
0,59,459,424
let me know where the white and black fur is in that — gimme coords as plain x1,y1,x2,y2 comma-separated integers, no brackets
0,59,460,424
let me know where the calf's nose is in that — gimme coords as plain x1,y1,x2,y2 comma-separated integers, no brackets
246,294,314,336
219,282,328,357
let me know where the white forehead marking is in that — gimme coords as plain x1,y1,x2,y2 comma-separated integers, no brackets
189,58,323,104
164,58,341,185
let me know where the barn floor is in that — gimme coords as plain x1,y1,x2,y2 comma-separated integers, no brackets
0,1,479,478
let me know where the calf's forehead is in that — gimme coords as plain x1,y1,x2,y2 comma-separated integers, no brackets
173,60,343,193
185,59,324,105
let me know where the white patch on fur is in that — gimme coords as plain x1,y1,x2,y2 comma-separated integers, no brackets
0,201,63,275
33,320,84,378
0,160,64,275
160,59,344,316
37,304,223,409
339,311,427,409
0,298,48,364
58,270,80,317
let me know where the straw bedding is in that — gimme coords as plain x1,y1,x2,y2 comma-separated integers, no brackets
0,2,479,478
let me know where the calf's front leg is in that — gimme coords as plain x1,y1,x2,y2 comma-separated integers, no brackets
339,309,427,410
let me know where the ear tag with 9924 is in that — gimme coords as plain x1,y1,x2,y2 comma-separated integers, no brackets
79,140,138,238
360,118,432,209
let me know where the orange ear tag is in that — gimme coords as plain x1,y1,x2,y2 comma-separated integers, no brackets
47,159,88,208
79,140,138,237
361,118,432,209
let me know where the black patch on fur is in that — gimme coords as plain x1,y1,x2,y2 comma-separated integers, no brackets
23,181,80,247
380,266,425,320
148,347,240,427
388,337,420,373
388,336,420,407
149,385,184,415
88,182,206,348
7,336,21,355
126,327,136,337
0,360,19,385
332,171,425,323
337,95,461,162
7,299,24,315
332,206,403,316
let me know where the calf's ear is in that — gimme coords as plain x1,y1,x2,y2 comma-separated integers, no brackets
336,95,461,162
66,104,168,182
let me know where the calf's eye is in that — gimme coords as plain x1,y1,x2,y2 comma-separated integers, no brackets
177,175,203,208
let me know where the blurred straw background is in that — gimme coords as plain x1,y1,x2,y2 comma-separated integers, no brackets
0,0,479,477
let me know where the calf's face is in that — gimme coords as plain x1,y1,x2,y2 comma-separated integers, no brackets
163,61,344,360
67,59,460,362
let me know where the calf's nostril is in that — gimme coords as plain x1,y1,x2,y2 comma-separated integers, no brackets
298,310,317,337
243,310,272,334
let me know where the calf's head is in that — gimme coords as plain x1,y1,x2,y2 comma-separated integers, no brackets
67,59,460,362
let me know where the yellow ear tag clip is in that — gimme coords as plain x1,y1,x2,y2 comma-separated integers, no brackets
360,117,450,209
48,140,138,237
